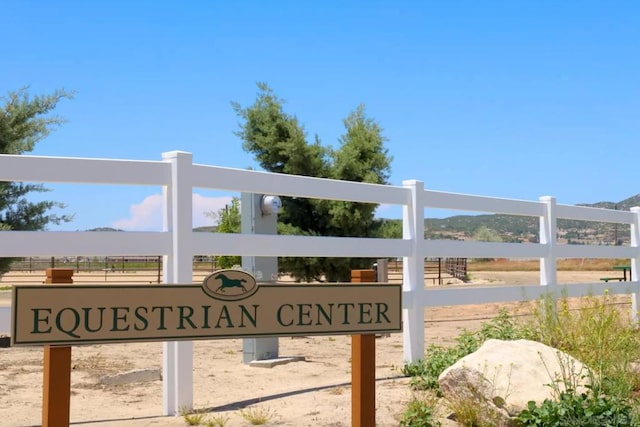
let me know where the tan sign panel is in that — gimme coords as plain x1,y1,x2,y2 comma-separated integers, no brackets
11,270,401,346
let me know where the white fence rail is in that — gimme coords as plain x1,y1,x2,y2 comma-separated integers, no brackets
1,151,639,415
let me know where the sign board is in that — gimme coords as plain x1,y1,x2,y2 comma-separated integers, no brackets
11,269,401,346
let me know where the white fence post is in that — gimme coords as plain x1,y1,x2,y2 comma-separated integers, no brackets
539,196,558,293
402,180,425,363
161,151,194,415
630,207,640,324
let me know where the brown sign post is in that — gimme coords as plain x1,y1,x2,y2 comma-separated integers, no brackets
42,268,74,427
351,269,377,427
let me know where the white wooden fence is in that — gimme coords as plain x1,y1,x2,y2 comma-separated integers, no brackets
1,151,638,415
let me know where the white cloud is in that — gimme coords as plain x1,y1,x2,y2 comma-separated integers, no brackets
112,194,163,231
112,193,232,231
193,193,233,228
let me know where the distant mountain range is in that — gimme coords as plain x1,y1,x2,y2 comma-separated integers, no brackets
88,194,640,246
423,193,640,245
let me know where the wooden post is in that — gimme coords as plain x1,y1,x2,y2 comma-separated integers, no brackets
42,268,74,427
351,269,376,427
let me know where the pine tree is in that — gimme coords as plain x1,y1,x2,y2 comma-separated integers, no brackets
0,87,74,273
231,83,392,281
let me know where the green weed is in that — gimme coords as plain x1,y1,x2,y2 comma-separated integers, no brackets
399,394,440,427
517,390,636,426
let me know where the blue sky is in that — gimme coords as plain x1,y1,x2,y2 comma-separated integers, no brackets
2,1,639,231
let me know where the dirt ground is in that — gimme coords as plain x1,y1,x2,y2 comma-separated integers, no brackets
0,270,633,426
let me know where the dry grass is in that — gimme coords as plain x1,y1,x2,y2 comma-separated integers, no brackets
240,406,275,425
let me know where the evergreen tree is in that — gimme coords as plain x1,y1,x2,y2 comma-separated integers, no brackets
0,87,74,273
232,83,392,281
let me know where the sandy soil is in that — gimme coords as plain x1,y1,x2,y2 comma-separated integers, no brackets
0,270,632,427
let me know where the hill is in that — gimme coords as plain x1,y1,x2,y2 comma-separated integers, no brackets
421,193,640,245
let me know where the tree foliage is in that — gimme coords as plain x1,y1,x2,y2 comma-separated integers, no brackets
0,87,74,273
472,226,503,242
378,219,403,239
208,197,241,268
472,226,503,262
232,83,392,282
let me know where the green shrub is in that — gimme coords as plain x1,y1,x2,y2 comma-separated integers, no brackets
516,390,637,426
400,396,440,427
477,308,523,342
402,345,461,392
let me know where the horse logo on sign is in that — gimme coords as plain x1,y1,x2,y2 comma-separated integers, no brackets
202,269,258,301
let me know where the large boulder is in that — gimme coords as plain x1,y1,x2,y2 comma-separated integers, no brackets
438,339,591,424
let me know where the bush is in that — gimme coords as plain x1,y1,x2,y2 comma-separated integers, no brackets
400,396,440,427
402,345,462,392
516,390,637,426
